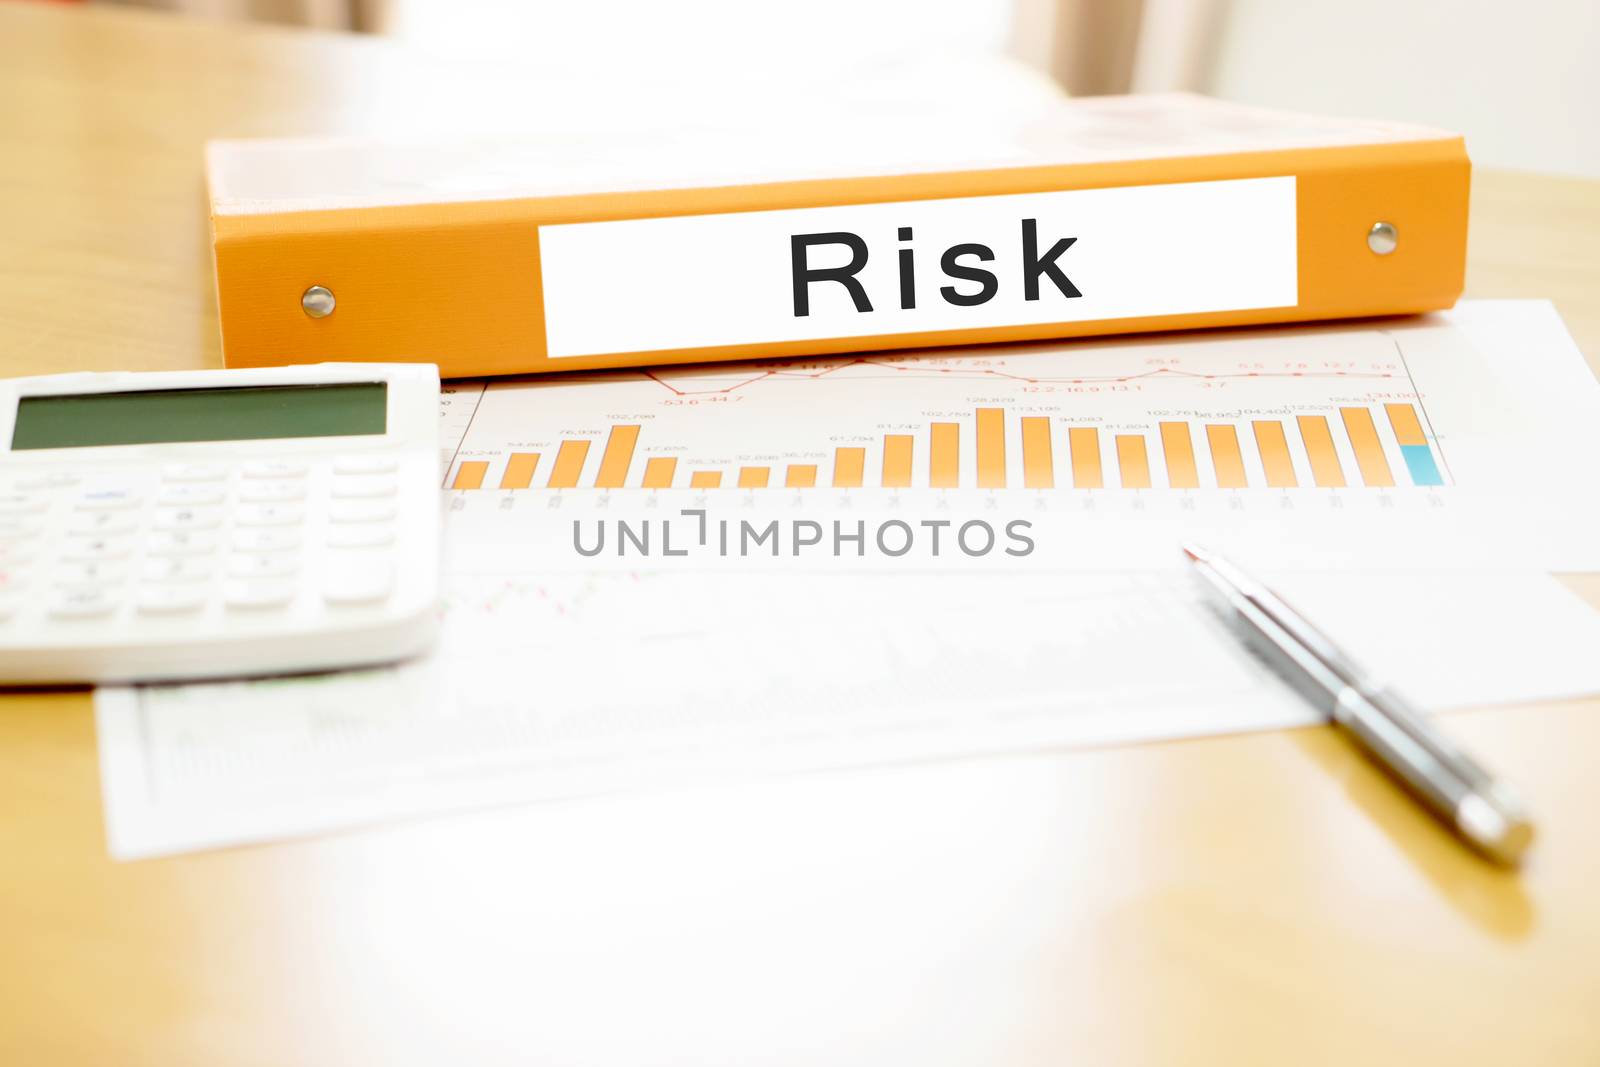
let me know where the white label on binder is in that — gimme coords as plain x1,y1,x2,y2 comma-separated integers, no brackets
538,176,1297,358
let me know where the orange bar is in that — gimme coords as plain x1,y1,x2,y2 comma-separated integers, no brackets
1385,403,1427,446
1252,421,1298,488
1159,422,1198,489
1384,403,1444,485
785,464,817,488
976,407,1006,488
1206,425,1247,488
930,423,960,488
833,447,865,488
1020,417,1054,488
498,452,539,489
1340,408,1395,487
594,424,640,488
451,460,488,490
642,456,677,489
547,440,591,488
882,434,913,488
1068,427,1102,488
738,466,770,488
690,470,722,488
1296,416,1346,488
1115,435,1151,489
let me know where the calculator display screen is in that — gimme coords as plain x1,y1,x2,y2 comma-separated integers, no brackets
10,382,387,450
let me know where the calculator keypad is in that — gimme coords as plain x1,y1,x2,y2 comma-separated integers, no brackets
0,454,420,637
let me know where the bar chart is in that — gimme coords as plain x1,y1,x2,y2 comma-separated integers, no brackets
444,328,1452,493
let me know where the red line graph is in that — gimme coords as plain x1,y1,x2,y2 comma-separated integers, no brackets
628,357,1401,398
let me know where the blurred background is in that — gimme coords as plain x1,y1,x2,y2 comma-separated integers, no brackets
30,0,1600,176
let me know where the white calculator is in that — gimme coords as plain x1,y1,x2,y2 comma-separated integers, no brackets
0,363,442,684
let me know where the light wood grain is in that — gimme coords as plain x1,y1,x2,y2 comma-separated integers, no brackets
1467,169,1600,366
2,5,1599,1064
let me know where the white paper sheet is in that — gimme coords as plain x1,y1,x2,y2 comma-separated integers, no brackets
94,300,1600,858
436,300,1600,572
96,569,1600,859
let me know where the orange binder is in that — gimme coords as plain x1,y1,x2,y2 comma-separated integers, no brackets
207,93,1468,378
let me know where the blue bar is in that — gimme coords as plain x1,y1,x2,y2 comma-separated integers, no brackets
1400,444,1443,486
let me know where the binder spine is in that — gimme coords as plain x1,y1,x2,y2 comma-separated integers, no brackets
212,139,1468,377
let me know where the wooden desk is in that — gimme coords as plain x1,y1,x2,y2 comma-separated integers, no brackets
2,6,1598,1064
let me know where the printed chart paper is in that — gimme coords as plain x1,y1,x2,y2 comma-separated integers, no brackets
440,301,1600,572
95,301,1600,858
96,570,1600,859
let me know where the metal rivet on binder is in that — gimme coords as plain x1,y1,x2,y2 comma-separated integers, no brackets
301,285,336,318
1367,222,1398,255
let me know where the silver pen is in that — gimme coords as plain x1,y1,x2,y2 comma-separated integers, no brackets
1183,543,1535,866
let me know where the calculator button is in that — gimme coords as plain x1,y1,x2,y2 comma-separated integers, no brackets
52,562,127,588
232,529,301,553
329,501,396,524
227,554,299,580
0,494,48,515
68,511,139,536
153,507,223,531
14,473,79,491
333,455,398,475
146,531,218,557
0,545,35,567
60,537,134,561
322,559,392,605
136,586,207,615
0,535,39,558
330,477,397,499
157,486,226,507
75,489,140,511
224,579,295,610
235,504,304,527
326,526,394,549
48,589,120,619
242,460,309,479
141,558,214,584
237,481,306,504
161,463,227,483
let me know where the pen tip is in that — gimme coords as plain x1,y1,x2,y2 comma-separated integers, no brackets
1180,542,1206,563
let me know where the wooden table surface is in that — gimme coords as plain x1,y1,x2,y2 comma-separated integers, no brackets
2,6,1599,1064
